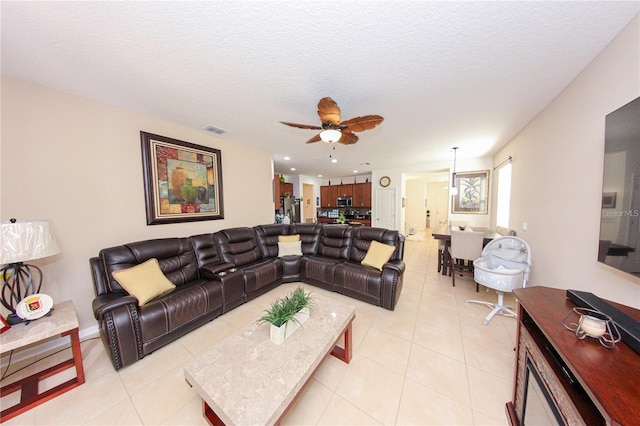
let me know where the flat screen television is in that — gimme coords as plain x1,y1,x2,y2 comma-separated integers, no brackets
598,96,640,277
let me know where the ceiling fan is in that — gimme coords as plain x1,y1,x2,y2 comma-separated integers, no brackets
280,97,383,145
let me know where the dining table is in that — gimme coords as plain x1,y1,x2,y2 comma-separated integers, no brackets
431,225,502,276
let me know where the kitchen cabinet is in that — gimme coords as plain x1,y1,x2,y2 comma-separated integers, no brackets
279,182,293,198
274,174,294,210
336,184,353,198
353,182,371,207
321,185,338,207
321,182,371,208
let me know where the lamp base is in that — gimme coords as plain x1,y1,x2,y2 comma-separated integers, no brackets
7,313,27,325
6,308,54,325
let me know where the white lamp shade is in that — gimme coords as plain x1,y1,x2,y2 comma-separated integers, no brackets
0,220,61,264
320,129,342,143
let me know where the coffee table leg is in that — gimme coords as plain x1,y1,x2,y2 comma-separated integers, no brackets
330,322,352,363
202,400,226,426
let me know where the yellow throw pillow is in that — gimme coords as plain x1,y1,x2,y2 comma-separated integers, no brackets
112,258,176,305
278,241,303,257
361,240,396,271
278,234,300,242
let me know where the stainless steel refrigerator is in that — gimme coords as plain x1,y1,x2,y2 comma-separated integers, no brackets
281,198,301,223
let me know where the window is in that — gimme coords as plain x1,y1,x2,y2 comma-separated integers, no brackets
496,163,512,228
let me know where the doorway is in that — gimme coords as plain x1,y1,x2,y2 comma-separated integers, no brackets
376,188,396,229
302,183,315,223
404,171,450,232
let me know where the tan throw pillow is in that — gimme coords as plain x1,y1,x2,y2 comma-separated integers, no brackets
361,240,396,271
278,240,303,257
278,234,300,242
112,258,176,305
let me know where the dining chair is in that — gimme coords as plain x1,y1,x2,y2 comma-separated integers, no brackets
437,240,449,275
449,230,484,290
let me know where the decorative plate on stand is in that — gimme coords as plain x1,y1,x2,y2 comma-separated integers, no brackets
16,293,53,320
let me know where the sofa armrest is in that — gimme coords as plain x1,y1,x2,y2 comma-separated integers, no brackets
382,259,405,275
92,293,144,370
380,260,405,310
200,262,236,278
92,293,138,320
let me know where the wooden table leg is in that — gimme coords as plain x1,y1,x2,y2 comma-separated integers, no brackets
202,400,226,426
441,240,451,276
0,328,85,422
330,321,352,363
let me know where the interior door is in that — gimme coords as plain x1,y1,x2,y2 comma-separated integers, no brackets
435,193,449,226
303,183,314,223
376,188,396,230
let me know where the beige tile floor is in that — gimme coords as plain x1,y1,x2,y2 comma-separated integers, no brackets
1,232,517,425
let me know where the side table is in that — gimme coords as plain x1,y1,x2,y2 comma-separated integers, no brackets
0,300,85,422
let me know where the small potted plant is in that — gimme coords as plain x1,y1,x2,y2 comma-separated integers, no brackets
258,287,313,344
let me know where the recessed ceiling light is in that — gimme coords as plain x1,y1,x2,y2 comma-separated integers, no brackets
331,159,338,163
318,174,323,178
284,156,291,160
290,168,296,171
353,170,358,173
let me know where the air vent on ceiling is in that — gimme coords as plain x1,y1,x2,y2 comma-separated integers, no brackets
204,125,228,135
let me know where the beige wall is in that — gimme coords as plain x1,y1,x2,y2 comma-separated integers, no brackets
1,77,275,329
493,14,640,307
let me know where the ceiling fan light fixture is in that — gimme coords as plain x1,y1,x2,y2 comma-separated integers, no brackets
320,129,342,143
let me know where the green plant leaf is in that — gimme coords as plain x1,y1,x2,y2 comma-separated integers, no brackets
256,287,313,327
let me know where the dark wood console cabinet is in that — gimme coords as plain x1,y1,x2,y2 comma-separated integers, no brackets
508,286,640,426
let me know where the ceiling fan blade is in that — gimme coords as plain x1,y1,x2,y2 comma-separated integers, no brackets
280,121,322,130
339,132,359,145
317,97,341,126
341,115,384,132
305,134,322,144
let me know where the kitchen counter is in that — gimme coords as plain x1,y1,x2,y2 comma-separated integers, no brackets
317,218,370,227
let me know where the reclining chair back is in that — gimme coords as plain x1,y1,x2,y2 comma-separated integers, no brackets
317,225,352,260
215,227,262,267
254,224,290,258
350,227,403,262
98,238,198,293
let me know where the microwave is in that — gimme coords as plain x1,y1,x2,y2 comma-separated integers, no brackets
337,197,352,207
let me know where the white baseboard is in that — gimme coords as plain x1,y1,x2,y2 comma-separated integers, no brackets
1,325,100,369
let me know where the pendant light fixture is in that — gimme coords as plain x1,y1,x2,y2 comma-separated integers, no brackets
451,147,459,196
319,128,342,143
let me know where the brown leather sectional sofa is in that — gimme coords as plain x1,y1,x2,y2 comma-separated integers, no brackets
90,223,405,370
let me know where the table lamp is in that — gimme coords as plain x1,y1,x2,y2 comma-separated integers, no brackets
0,219,61,324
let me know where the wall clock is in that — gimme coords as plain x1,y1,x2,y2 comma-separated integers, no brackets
379,176,391,187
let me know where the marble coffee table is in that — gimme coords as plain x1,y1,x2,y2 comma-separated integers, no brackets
184,292,355,426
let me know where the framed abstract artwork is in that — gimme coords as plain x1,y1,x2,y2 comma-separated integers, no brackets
451,170,489,214
140,131,224,225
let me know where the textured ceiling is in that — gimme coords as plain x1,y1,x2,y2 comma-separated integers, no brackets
2,1,638,178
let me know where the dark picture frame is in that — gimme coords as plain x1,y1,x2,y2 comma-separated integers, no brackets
452,170,489,214
140,131,224,225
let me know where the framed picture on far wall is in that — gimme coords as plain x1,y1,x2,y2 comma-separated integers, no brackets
452,170,489,214
140,131,224,225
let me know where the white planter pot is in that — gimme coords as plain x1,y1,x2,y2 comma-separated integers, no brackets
269,306,310,345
